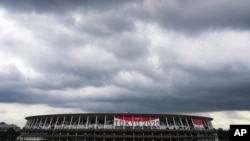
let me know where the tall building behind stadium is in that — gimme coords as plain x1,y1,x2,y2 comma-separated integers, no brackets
18,113,218,141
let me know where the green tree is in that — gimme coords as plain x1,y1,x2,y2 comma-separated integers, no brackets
217,128,229,140
0,128,20,141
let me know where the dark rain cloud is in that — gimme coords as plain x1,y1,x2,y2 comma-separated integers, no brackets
0,0,135,13
132,0,250,32
0,0,250,114
1,0,250,31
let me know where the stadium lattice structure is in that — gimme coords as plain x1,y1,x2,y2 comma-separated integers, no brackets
18,113,218,141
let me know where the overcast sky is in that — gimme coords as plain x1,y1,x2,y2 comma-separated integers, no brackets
0,0,250,129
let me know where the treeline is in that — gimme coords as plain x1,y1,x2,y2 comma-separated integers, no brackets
217,128,229,140
0,128,20,141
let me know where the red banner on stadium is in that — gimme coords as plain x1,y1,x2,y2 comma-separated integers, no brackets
114,115,160,127
192,118,203,128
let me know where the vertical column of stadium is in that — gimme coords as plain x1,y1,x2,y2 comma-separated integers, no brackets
42,117,47,129
165,116,169,129
207,119,213,129
38,117,43,128
27,118,35,129
33,117,39,128
69,116,73,129
179,117,184,128
173,117,177,129
61,116,66,129
77,115,81,129
104,115,106,129
48,117,53,129
95,115,98,129
86,115,89,129
185,118,190,129
54,116,59,129
24,119,30,128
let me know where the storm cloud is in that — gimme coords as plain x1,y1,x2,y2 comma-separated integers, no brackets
0,0,250,128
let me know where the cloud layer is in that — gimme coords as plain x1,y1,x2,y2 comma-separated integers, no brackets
0,0,250,128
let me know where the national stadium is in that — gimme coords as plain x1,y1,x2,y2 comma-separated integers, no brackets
18,113,218,141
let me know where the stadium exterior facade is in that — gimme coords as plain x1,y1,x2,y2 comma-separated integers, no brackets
18,113,218,141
